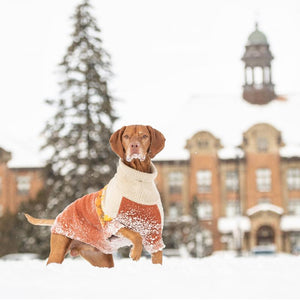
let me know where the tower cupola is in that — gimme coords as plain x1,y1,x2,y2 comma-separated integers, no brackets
242,23,276,105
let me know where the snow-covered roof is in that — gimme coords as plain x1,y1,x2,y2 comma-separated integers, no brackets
280,215,300,232
155,95,300,161
247,204,284,216
218,216,251,234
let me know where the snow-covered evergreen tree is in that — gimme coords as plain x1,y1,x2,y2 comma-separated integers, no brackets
42,0,118,216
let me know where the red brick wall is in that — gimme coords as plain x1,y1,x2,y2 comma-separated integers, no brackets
0,166,44,214
245,153,283,209
189,153,222,251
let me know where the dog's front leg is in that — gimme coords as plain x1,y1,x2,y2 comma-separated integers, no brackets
151,250,162,265
117,228,143,261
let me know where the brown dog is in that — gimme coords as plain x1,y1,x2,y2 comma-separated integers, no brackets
25,125,165,268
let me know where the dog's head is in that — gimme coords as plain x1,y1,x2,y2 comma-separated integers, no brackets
110,125,165,162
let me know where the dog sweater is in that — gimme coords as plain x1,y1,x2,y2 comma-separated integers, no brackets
51,160,165,254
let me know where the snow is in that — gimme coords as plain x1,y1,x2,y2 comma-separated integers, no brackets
247,203,284,216
218,216,251,234
1,255,300,299
281,215,300,232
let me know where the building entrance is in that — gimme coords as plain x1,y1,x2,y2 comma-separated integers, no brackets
256,225,275,245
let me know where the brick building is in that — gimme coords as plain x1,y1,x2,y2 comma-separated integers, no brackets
0,147,44,215
155,123,300,254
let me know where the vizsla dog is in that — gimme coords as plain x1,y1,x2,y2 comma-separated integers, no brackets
25,125,165,268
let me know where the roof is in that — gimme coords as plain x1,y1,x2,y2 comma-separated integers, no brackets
218,216,251,233
247,204,284,216
280,215,300,232
247,23,268,46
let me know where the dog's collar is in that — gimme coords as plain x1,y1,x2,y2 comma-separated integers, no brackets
117,159,157,182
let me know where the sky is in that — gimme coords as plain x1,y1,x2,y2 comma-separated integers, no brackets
1,0,300,166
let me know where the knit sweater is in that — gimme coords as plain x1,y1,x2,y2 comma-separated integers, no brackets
52,160,165,254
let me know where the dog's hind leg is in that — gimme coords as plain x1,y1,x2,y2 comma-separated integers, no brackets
79,249,114,268
47,233,72,265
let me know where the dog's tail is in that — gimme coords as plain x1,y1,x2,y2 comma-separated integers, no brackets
24,213,55,226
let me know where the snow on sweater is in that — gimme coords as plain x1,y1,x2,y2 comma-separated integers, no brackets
51,160,165,254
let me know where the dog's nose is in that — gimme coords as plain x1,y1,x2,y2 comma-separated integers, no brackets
130,142,140,149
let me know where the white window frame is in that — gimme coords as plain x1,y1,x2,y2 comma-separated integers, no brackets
226,171,239,191
168,203,182,219
197,170,212,193
226,200,240,217
287,168,300,190
256,168,271,192
288,199,300,216
168,171,183,194
197,201,213,220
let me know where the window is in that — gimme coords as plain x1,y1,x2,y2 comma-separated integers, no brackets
246,67,252,85
290,232,300,253
168,203,182,219
257,137,268,152
226,200,240,217
17,176,31,195
226,171,239,191
288,199,300,216
202,229,213,247
168,172,183,194
256,168,271,192
197,170,212,193
287,168,300,190
198,140,208,148
254,67,263,86
197,201,213,220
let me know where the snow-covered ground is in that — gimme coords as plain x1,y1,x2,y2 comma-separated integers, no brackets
1,253,299,299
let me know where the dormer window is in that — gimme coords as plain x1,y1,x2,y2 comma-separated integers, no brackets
257,137,268,152
198,140,208,148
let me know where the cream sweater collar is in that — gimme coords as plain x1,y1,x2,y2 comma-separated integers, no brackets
116,159,157,183
102,159,161,218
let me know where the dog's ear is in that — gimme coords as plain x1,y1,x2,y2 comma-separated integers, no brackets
146,126,166,158
110,126,126,158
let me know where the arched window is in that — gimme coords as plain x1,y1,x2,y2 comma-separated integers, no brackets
254,67,263,86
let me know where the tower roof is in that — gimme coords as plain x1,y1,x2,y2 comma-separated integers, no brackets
247,23,268,45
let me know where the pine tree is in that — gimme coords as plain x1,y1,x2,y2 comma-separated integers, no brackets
0,211,18,257
0,189,51,258
42,0,118,216
16,189,51,258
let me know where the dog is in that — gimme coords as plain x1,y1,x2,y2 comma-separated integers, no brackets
25,125,165,268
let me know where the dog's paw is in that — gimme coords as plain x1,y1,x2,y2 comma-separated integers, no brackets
130,244,143,261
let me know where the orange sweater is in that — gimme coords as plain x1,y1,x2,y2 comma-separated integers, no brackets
52,161,165,254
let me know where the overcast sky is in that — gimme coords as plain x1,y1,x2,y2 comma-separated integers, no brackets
1,0,300,166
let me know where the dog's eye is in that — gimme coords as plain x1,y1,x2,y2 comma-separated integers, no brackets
123,135,129,139
142,135,148,139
